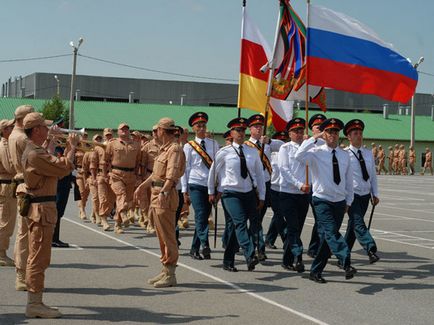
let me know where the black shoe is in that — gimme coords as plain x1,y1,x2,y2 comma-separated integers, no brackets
344,265,357,280
281,263,294,271
368,252,380,264
223,265,238,272
265,241,277,250
189,250,203,260
247,256,259,271
257,251,267,262
177,239,181,247
309,273,327,283
202,246,211,260
294,260,305,273
336,260,344,270
52,240,69,248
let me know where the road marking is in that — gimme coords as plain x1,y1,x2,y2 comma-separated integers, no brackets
52,244,83,251
64,217,328,325
374,212,434,224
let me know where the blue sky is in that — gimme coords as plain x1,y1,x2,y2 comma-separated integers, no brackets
1,0,433,97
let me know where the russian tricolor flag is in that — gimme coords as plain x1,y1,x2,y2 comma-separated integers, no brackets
307,5,418,104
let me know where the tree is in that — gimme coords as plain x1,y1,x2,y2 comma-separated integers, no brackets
40,95,69,125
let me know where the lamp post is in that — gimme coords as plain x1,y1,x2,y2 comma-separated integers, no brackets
180,94,186,106
69,37,84,129
54,75,60,97
410,56,424,148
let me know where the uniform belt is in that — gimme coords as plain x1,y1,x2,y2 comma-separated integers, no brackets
29,196,57,204
151,181,165,187
98,168,104,173
112,166,134,172
14,179,24,184
147,168,153,173
0,179,12,184
76,165,82,168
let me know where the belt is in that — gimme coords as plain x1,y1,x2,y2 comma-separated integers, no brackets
14,179,24,184
112,166,135,172
151,180,165,187
147,168,153,173
0,179,12,184
30,196,57,204
76,165,82,168
98,168,104,173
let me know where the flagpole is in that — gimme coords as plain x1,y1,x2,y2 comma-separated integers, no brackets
237,0,247,118
304,0,311,185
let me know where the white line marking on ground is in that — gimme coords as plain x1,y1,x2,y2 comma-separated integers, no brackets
64,217,328,325
374,211,434,223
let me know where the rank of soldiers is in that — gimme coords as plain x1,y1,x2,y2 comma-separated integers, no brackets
1,105,432,318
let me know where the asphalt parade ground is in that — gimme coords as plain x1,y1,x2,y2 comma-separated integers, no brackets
1,175,434,325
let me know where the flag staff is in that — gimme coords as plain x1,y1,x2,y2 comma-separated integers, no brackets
304,0,311,185
237,0,247,118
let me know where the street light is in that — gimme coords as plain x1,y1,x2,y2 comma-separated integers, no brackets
410,56,424,148
69,37,84,129
54,75,60,97
180,94,186,106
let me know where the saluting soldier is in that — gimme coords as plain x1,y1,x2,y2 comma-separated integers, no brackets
135,117,185,288
377,145,387,175
208,117,265,272
21,112,77,318
75,132,90,220
0,119,17,267
83,134,101,224
306,113,327,258
245,114,283,261
343,120,380,264
9,104,35,291
279,118,311,273
181,112,219,260
139,125,160,233
106,123,141,234
408,146,416,175
295,118,356,283
90,129,115,231
264,131,289,250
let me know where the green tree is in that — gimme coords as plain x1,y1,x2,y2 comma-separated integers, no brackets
40,95,69,125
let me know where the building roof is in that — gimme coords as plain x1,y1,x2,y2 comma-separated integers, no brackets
1,97,433,141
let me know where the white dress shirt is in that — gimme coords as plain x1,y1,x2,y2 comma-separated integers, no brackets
181,136,219,192
279,141,311,194
208,142,266,200
295,137,354,205
246,137,283,182
270,151,280,191
346,144,379,197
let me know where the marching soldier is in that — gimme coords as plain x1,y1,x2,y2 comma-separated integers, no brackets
408,146,416,175
377,145,387,175
343,120,380,264
106,123,141,234
75,133,90,220
0,119,16,267
387,146,394,175
21,112,77,318
135,117,185,287
245,114,283,261
181,112,219,260
399,144,407,175
371,142,378,169
9,104,35,290
279,119,311,273
421,147,433,176
306,113,327,258
264,131,289,250
90,129,114,231
392,144,400,175
295,118,356,283
83,134,101,224
208,117,265,272
139,125,160,233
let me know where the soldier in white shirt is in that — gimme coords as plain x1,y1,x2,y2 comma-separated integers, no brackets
343,119,380,264
245,114,283,261
208,118,265,272
182,112,219,260
295,118,356,283
279,118,311,273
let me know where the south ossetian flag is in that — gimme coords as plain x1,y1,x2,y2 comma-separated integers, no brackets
307,4,418,104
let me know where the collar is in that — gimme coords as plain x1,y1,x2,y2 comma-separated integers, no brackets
195,136,205,143
349,144,362,152
248,136,260,144
232,142,242,149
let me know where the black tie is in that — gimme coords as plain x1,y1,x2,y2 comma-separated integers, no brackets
239,145,248,179
358,149,370,181
332,149,341,185
257,141,261,149
200,140,206,151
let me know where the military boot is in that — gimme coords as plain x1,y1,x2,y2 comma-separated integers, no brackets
120,211,130,228
153,265,177,288
147,265,168,285
16,269,27,291
114,222,124,234
79,207,87,220
0,250,15,267
128,209,135,225
25,292,62,318
100,217,111,231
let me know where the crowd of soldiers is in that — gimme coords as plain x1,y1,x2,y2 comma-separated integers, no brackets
0,105,387,318
371,142,433,176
